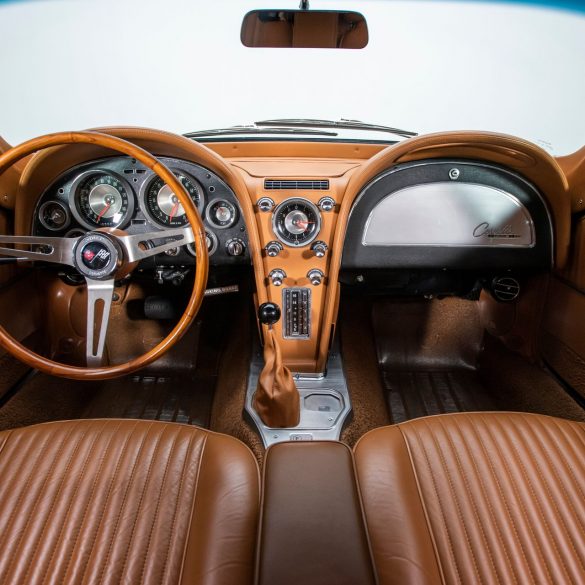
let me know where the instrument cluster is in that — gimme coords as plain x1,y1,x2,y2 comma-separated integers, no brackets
33,156,248,268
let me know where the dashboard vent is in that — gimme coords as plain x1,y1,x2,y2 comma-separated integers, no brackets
264,179,329,190
492,276,521,302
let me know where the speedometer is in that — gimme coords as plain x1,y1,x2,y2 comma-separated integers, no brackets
144,173,202,227
272,198,321,247
72,173,133,229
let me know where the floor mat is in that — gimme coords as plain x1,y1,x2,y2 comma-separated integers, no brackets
81,374,215,428
383,370,496,424
373,297,585,425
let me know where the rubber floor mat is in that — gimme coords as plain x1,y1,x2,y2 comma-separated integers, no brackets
383,370,497,424
81,375,215,428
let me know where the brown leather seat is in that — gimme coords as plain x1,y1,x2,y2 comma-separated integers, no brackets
0,419,260,585
354,412,585,585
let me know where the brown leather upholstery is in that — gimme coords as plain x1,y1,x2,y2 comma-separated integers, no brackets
0,419,260,585
256,441,377,585
354,412,585,585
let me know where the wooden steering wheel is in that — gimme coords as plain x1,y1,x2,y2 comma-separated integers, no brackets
0,131,209,380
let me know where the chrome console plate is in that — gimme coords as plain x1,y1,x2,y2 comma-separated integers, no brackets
245,339,352,447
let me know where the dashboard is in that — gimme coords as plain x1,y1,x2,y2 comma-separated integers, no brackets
32,156,249,275
9,126,574,374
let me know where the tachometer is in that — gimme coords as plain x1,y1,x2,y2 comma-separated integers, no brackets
72,173,133,229
144,173,202,227
272,198,321,247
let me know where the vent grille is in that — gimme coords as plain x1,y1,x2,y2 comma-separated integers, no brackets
492,277,521,302
264,179,329,191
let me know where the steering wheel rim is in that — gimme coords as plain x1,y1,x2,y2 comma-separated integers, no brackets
0,130,209,380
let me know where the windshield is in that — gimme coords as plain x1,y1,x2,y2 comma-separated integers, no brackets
1,0,584,154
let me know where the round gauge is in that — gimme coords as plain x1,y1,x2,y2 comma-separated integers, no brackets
272,198,321,247
73,173,132,229
206,199,238,229
144,173,202,227
39,201,70,231
187,231,218,257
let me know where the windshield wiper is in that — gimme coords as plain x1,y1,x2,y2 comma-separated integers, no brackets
256,118,418,138
185,126,338,138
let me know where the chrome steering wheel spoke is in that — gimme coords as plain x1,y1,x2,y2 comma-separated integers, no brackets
117,227,195,262
85,278,115,367
0,235,78,266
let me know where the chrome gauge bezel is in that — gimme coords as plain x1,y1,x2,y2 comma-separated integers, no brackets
205,198,239,229
38,200,71,231
272,197,322,248
140,169,204,228
69,170,135,231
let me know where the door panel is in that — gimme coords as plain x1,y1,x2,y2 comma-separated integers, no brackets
542,217,585,398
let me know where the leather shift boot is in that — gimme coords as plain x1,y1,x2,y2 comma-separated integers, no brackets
253,327,300,428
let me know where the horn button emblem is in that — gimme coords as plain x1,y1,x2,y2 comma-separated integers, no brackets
74,233,121,279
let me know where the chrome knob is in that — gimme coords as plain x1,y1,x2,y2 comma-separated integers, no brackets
226,238,245,256
269,269,286,287
318,197,336,212
265,241,283,257
307,269,324,286
311,241,328,258
257,197,275,212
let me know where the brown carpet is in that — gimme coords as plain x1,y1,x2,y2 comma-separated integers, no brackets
209,306,265,462
339,299,390,446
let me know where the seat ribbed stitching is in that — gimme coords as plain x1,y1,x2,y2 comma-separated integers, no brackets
52,419,126,585
435,416,507,584
491,416,574,583
116,423,172,583
25,420,109,585
40,420,122,585
93,421,159,585
176,433,209,585
0,424,62,557
74,420,143,584
0,421,82,583
419,419,484,583
19,421,93,583
136,426,183,584
409,425,465,584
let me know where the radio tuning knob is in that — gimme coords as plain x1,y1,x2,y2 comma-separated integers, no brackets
265,241,283,257
311,241,328,258
269,269,286,287
307,269,324,286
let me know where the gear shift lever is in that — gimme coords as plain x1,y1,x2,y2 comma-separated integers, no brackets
253,302,300,428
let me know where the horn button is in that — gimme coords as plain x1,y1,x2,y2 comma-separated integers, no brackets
74,233,122,280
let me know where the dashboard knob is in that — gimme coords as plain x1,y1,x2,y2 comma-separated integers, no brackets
226,238,245,256
311,241,328,258
318,196,336,212
269,269,286,287
307,269,324,286
257,197,275,212
258,302,281,326
265,241,283,257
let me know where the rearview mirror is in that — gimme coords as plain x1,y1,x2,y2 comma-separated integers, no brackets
241,9,368,49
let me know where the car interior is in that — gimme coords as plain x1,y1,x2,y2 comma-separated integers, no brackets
0,3,584,585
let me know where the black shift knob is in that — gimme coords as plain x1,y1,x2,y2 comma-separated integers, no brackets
258,302,281,325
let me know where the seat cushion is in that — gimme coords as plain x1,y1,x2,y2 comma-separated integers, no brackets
0,419,260,585
354,412,585,585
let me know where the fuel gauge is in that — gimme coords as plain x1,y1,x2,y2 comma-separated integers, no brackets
206,199,238,229
39,201,70,231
